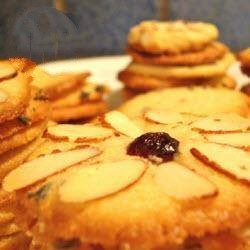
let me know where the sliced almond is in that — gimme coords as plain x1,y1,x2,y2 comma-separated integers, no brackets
155,162,217,199
104,111,143,138
145,109,188,124
191,114,250,133
204,132,250,150
59,159,147,203
46,124,114,142
3,146,101,192
0,64,16,80
191,142,250,184
0,90,8,103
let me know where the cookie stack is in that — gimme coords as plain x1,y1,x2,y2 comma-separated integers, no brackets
0,59,50,250
0,59,49,250
2,110,250,250
31,67,108,123
118,20,236,96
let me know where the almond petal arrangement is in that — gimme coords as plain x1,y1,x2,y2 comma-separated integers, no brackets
2,108,250,250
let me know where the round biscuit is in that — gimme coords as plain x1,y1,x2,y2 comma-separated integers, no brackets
51,83,105,109
128,20,219,54
119,87,249,118
9,121,250,249
128,42,227,66
31,68,90,100
125,53,235,79
119,71,236,92
0,120,47,155
51,101,107,122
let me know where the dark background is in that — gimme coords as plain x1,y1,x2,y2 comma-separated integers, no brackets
0,0,249,63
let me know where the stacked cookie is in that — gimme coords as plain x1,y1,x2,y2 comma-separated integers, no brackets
31,67,108,123
118,20,236,95
237,48,250,96
0,59,50,249
2,110,250,250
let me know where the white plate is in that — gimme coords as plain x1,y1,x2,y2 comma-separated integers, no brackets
41,55,130,91
41,56,249,108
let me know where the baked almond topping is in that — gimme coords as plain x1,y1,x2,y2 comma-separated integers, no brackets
155,162,217,199
59,159,147,203
3,146,101,192
0,64,16,80
191,114,250,133
204,132,250,150
0,90,8,103
46,124,114,142
144,109,188,124
104,111,143,138
191,142,250,184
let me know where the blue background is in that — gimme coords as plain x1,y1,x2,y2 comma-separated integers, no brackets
0,0,249,62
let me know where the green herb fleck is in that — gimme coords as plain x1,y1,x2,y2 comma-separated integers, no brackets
28,183,51,200
18,115,30,125
95,85,105,93
53,238,80,249
80,91,90,100
33,90,49,101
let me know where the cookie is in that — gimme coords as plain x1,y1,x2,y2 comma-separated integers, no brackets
51,101,107,122
31,67,90,100
0,120,47,155
0,88,50,140
125,53,235,79
128,42,227,66
128,20,219,54
0,137,43,182
0,73,31,123
32,68,108,122
238,48,250,68
207,75,236,89
0,62,17,81
119,87,250,118
119,70,200,91
119,70,236,92
51,83,108,109
4,111,250,249
8,58,36,73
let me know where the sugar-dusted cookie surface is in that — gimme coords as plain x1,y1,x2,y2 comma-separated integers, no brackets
4,111,250,250
128,20,219,54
